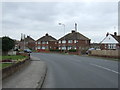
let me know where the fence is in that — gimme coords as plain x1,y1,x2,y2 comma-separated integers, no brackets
90,50,120,58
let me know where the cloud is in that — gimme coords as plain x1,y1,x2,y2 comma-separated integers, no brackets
2,2,118,42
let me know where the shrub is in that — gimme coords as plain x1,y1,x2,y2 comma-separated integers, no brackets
68,49,77,52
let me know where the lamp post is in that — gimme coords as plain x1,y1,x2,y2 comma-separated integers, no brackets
59,23,66,52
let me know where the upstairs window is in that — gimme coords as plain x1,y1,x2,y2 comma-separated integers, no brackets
62,40,66,44
42,42,45,44
74,40,77,43
59,41,61,44
38,42,41,44
68,40,73,43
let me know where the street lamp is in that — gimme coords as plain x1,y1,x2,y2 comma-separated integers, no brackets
58,23,66,52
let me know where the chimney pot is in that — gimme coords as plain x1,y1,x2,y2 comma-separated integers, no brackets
46,33,48,36
72,30,75,33
114,32,117,36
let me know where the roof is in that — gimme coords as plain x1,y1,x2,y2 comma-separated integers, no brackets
58,30,90,41
100,33,120,44
37,33,57,41
111,34,120,43
21,36,35,42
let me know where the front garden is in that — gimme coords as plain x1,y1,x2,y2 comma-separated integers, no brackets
0,55,28,69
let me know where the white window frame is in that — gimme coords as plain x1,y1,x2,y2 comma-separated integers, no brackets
38,41,41,44
42,46,45,49
62,46,66,50
46,41,48,44
42,42,45,44
68,40,73,43
74,40,77,43
62,40,66,44
59,41,61,44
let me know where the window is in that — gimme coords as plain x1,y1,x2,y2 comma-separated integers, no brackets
46,41,48,44
68,46,72,50
74,47,77,49
55,42,57,44
59,47,61,50
45,46,48,49
62,46,66,50
113,44,116,49
62,40,66,43
68,40,73,43
42,46,45,49
42,42,45,44
37,46,40,49
59,41,61,44
36,42,38,44
35,47,38,50
38,42,41,44
74,40,77,43
108,44,116,49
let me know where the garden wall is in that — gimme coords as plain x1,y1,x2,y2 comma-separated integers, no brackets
2,54,30,79
90,50,120,59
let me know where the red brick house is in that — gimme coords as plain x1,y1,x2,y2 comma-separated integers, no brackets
36,33,57,52
100,32,120,50
58,30,91,54
19,36,35,50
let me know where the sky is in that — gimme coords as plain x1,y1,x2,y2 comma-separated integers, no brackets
1,1,119,43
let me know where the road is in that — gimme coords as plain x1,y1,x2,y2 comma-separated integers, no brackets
31,53,118,88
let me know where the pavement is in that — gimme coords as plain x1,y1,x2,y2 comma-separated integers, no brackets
2,56,47,89
31,53,118,88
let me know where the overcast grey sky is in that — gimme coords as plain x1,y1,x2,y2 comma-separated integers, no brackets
2,1,118,42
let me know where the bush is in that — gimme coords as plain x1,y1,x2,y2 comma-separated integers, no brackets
68,49,77,52
50,49,61,52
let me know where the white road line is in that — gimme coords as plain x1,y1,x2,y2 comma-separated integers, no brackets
90,63,119,74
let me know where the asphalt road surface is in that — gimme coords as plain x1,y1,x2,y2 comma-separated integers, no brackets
31,53,118,88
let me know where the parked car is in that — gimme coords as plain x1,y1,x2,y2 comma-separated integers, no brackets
24,49,32,53
86,48,95,54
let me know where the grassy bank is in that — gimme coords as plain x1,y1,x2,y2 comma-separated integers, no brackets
0,55,28,69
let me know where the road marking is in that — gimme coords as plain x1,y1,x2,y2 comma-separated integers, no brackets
90,63,119,74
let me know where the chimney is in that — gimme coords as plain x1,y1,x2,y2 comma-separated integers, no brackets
114,32,117,36
72,30,75,33
106,32,109,37
46,33,48,36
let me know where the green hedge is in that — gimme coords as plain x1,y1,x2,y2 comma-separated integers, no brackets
50,49,61,52
68,49,77,52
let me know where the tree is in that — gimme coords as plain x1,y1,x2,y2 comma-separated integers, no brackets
2,36,15,55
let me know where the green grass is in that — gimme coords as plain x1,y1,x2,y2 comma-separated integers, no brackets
0,63,13,69
0,55,29,69
1,55,28,61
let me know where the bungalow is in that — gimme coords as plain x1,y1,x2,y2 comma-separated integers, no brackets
58,30,91,53
100,32,120,50
35,33,57,52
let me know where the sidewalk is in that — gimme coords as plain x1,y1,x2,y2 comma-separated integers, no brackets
2,56,47,89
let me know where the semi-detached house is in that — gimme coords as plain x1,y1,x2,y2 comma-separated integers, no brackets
35,33,57,52
58,30,91,51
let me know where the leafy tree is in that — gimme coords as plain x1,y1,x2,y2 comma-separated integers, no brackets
2,36,15,55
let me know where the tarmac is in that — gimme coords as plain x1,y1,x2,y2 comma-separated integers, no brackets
2,56,47,89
